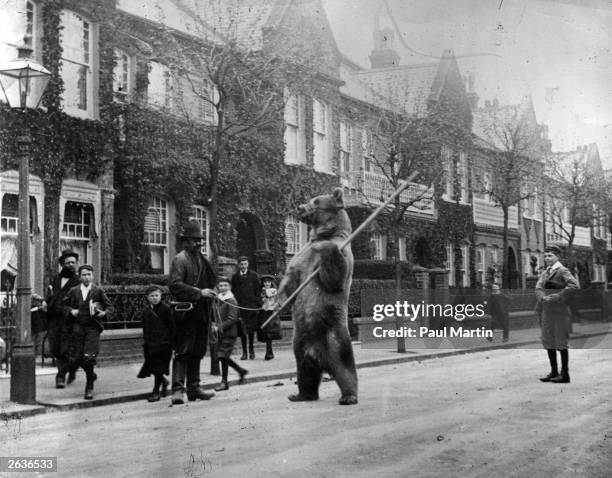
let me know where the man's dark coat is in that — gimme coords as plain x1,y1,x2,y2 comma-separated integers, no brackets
169,250,217,359
45,273,82,359
231,269,261,333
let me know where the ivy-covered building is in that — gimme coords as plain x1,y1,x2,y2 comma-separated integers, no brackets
0,0,609,298
0,0,351,294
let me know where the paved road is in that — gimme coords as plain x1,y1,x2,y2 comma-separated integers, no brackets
1,336,611,478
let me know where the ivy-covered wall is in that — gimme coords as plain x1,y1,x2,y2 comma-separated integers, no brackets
0,0,118,283
106,6,343,274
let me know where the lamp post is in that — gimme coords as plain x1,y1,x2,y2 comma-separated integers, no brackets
0,53,50,404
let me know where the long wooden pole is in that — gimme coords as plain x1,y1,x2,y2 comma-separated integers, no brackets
261,171,419,329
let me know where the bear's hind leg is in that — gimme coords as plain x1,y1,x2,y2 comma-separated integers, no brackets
289,353,322,402
326,331,358,405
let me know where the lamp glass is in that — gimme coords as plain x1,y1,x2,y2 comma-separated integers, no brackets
0,60,51,109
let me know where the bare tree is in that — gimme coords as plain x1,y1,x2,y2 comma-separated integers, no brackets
352,93,467,351
473,103,547,288
545,150,596,254
132,2,321,261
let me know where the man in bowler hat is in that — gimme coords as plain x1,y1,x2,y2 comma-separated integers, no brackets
42,249,81,388
169,221,217,404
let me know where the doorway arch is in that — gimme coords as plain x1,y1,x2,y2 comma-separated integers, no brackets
507,246,519,289
235,212,267,270
414,237,433,268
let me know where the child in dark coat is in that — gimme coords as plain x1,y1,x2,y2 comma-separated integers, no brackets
211,276,248,391
137,285,175,402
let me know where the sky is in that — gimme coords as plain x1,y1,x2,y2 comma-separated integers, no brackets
322,0,612,165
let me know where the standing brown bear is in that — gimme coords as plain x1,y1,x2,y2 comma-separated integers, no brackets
277,188,358,405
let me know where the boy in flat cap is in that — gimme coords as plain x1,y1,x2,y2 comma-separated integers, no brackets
535,245,579,383
137,285,174,402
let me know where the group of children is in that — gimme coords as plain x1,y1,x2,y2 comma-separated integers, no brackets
137,275,278,402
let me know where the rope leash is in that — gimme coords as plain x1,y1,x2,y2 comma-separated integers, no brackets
171,298,264,312
213,296,263,312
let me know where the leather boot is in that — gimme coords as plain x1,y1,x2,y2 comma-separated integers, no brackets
238,368,248,385
551,371,570,383
539,372,559,382
171,390,185,405
265,342,274,360
214,381,229,391
187,388,215,401
186,357,214,401
84,376,95,400
148,392,161,402
55,374,66,389
161,377,169,398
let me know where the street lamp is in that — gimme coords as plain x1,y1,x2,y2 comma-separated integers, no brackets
0,54,50,404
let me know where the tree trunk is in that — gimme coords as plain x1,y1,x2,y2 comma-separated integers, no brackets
207,104,226,263
393,199,405,353
502,206,509,289
43,192,60,286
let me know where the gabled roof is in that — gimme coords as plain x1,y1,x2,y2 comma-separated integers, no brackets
339,50,466,118
117,0,290,47
550,143,602,173
349,63,438,116
175,0,289,48
472,96,540,152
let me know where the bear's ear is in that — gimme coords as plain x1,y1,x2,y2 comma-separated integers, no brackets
332,188,344,208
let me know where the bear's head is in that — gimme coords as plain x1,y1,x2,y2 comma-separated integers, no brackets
297,188,352,240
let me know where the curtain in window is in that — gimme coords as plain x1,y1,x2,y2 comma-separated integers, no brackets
0,237,18,275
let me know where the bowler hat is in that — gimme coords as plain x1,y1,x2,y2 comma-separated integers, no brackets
544,245,562,255
58,249,79,264
180,221,205,239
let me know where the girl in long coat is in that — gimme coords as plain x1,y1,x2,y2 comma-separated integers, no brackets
212,277,248,391
535,245,579,383
137,285,175,401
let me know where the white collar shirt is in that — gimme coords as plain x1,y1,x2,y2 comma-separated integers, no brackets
80,283,92,301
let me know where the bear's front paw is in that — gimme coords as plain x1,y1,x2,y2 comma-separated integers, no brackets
338,394,358,405
311,241,336,253
288,393,319,402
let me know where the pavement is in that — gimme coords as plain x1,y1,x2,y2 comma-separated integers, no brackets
1,321,610,419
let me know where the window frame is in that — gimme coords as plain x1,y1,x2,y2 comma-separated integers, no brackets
285,214,307,255
312,98,331,173
142,197,168,247
284,93,305,165
113,48,131,101
476,245,485,285
61,201,92,240
459,151,469,203
442,145,454,200
371,232,386,260
460,244,470,287
446,244,455,287
189,205,210,257
339,120,353,173
59,9,95,118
